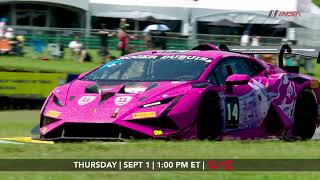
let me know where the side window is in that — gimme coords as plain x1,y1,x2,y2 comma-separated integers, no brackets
207,73,218,85
247,60,265,76
209,57,256,86
214,63,231,85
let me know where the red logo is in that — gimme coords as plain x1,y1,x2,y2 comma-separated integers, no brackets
208,160,233,170
268,10,301,17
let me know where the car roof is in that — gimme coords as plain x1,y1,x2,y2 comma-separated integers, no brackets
124,50,253,61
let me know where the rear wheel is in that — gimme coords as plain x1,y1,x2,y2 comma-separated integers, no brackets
292,90,318,139
197,93,221,140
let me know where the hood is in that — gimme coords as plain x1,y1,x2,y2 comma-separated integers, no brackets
44,80,193,123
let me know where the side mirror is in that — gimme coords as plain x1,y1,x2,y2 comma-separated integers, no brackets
78,72,88,79
226,74,250,92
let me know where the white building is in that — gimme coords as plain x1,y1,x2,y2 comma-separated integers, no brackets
0,0,319,45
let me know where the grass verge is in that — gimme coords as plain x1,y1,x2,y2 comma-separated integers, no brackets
0,111,320,179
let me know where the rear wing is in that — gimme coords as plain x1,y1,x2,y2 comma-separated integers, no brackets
193,44,320,73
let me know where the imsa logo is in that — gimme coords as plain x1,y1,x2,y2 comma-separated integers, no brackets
268,10,301,17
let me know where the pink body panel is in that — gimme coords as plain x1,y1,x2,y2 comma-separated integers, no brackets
38,48,320,140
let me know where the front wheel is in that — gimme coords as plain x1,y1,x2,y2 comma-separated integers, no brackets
197,93,221,140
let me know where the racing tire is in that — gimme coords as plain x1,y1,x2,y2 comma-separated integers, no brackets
197,92,221,140
292,90,318,140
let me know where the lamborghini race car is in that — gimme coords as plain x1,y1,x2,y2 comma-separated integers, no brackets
35,44,320,140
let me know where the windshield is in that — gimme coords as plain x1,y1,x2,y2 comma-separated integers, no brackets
83,55,212,82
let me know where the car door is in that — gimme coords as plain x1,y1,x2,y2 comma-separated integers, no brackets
207,57,270,130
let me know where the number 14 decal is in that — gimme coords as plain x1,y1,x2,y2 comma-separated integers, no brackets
227,103,238,121
225,97,240,129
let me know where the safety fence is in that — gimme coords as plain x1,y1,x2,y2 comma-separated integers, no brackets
8,26,284,53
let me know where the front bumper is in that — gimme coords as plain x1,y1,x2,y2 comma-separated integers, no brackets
40,122,152,140
39,93,201,140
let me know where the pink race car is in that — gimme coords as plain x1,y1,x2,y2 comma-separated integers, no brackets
34,44,320,140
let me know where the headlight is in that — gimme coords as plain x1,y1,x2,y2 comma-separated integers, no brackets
143,101,161,108
142,97,176,108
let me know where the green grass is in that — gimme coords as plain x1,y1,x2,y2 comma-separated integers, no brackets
0,49,121,73
0,172,320,180
1,111,320,179
299,59,320,79
0,110,39,137
0,56,100,73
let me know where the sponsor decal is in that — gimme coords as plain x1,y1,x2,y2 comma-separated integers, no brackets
132,111,156,119
118,55,158,60
224,97,240,129
268,10,301,17
153,129,164,136
78,96,96,106
114,96,133,106
118,55,212,62
111,108,120,118
275,75,297,120
160,55,211,62
45,110,61,118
